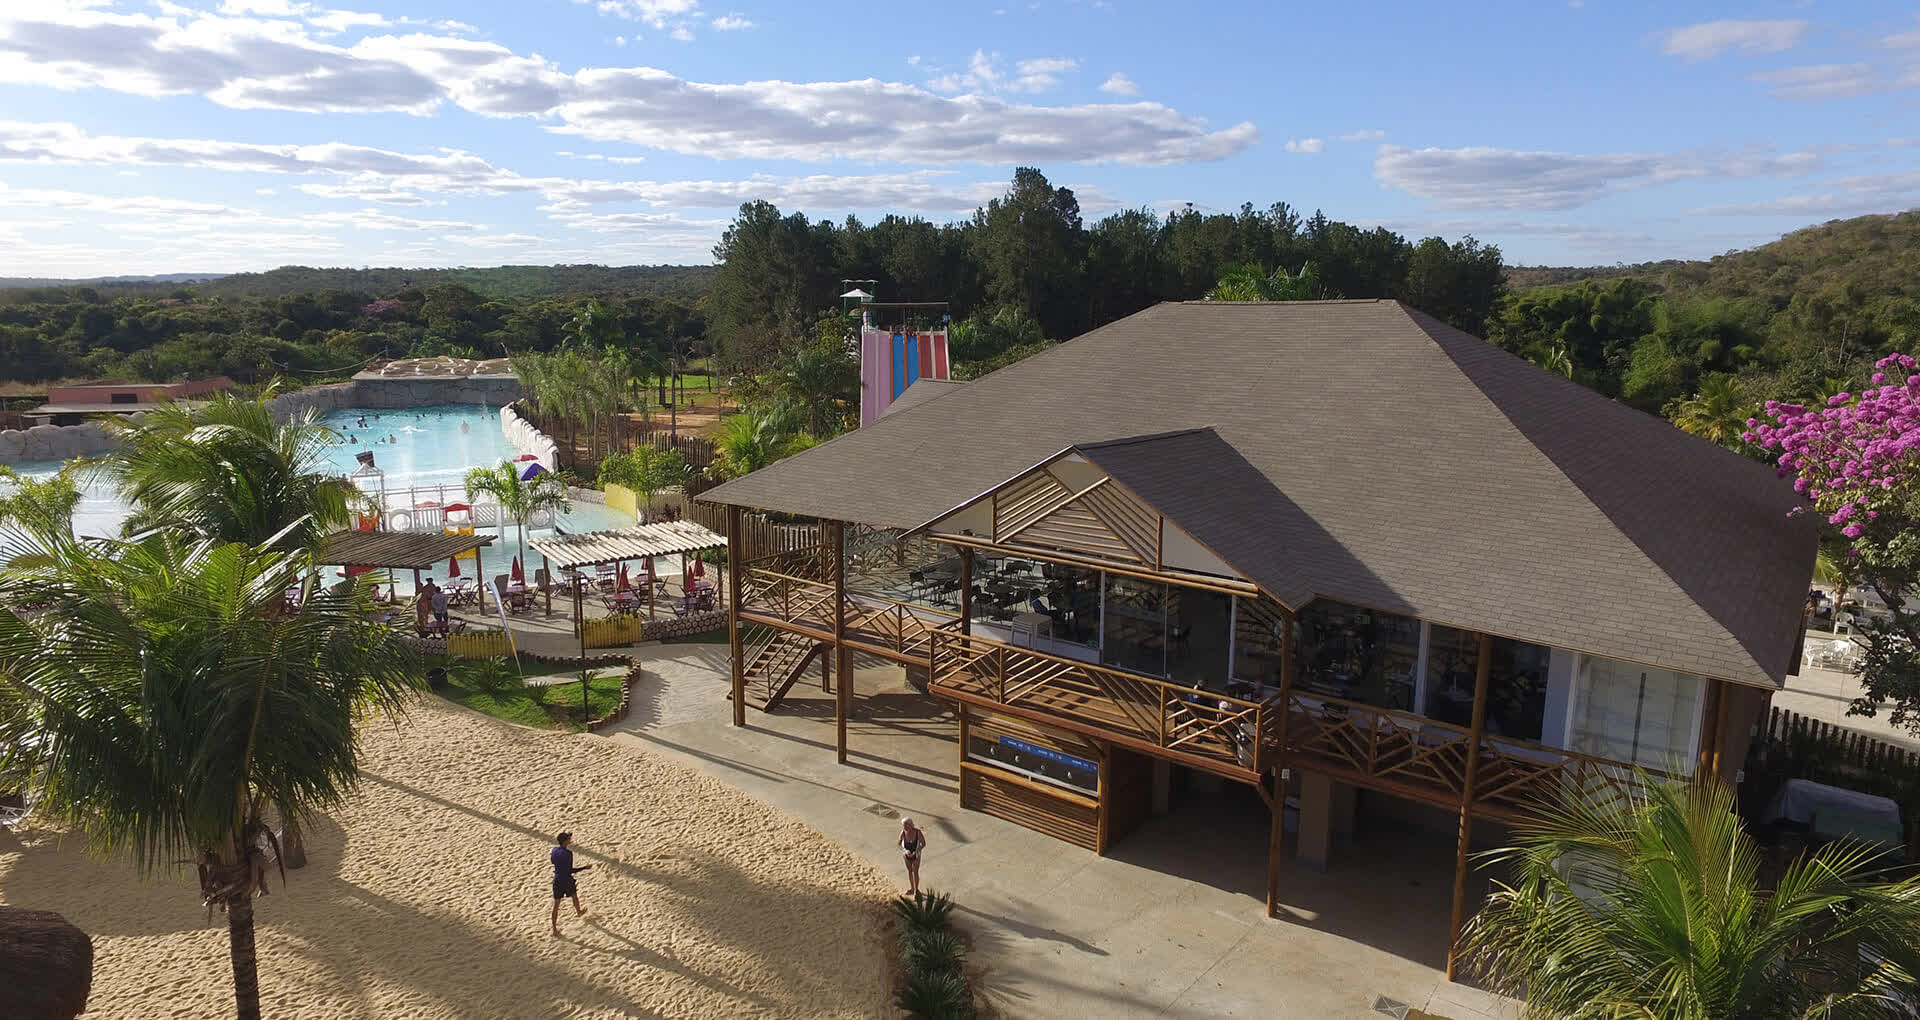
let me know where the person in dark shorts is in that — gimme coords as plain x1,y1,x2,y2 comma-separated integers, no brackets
550,831,590,935
898,817,926,895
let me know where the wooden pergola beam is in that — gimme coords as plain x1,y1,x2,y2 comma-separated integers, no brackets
1446,632,1494,982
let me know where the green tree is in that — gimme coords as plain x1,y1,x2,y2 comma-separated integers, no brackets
1462,774,1920,1018
772,331,859,437
970,167,1085,338
1666,374,1758,451
0,533,422,1020
711,406,817,480
597,446,687,519
0,464,83,537
463,462,572,551
100,389,359,552
1205,261,1329,302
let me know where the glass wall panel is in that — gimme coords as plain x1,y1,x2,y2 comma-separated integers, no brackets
970,555,1100,650
852,530,967,611
1570,657,1702,772
1487,639,1551,741
1295,601,1419,709
1424,624,1482,726
1102,574,1167,677
1165,587,1233,689
1231,596,1287,694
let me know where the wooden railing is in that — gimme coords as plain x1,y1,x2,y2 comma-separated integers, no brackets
1283,691,1675,821
740,567,838,634
740,567,961,663
930,630,1268,778
843,598,960,660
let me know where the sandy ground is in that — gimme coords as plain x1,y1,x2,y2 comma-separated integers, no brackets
0,698,899,1019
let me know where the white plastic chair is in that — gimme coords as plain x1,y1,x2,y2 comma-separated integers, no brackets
1833,611,1854,635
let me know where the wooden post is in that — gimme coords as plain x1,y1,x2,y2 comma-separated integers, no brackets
833,520,849,765
576,577,587,665
956,703,970,808
1446,632,1494,982
1267,605,1297,919
1696,678,1724,779
474,545,486,613
542,554,552,616
728,505,746,728
958,548,972,636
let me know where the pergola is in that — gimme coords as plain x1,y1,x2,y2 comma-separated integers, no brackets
316,530,498,610
528,520,727,658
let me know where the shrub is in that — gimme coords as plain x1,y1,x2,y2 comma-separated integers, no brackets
456,656,523,696
892,890,954,932
902,929,966,975
895,968,974,1020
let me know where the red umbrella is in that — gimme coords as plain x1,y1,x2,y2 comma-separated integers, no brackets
447,555,460,578
691,557,706,578
617,563,630,592
514,454,538,462
511,556,524,584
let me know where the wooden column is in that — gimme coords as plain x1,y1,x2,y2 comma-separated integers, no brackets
833,520,849,765
957,548,973,637
1696,678,1724,779
1267,605,1297,919
955,703,970,808
542,554,552,616
473,545,487,613
728,505,745,728
1446,632,1495,982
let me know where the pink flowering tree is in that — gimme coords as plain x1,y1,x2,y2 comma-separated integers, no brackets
1746,352,1920,732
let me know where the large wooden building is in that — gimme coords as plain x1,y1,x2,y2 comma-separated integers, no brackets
698,299,1818,973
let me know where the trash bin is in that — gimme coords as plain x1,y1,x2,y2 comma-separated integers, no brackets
426,667,448,690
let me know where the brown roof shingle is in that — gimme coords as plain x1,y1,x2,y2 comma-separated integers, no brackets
700,300,1817,687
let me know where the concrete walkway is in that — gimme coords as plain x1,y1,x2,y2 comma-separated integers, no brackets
589,641,1517,1020
1773,632,1920,750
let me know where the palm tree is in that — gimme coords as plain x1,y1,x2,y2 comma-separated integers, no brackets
0,531,421,1020
712,406,816,480
463,462,571,551
1669,373,1757,450
1461,773,1920,1018
99,389,359,552
773,341,858,438
1205,261,1329,301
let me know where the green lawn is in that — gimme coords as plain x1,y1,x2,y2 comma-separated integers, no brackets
662,628,729,645
434,668,626,732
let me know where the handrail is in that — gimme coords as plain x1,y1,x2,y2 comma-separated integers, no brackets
937,630,1269,712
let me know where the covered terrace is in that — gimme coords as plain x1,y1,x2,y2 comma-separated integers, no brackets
528,519,726,628
315,528,497,614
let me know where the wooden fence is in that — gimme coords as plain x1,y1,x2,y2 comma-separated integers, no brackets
687,500,819,562
1741,705,1920,855
626,428,716,471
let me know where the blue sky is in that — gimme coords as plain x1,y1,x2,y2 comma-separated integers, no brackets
0,1,1916,276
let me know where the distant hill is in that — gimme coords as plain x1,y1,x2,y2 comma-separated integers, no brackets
1506,209,1920,308
193,264,716,303
0,272,225,290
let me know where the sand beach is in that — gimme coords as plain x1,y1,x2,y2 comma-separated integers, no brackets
0,698,899,1018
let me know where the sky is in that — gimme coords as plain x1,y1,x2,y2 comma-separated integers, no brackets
0,1,1917,277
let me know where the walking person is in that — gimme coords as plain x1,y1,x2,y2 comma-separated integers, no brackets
430,579,451,628
898,817,926,896
550,831,590,936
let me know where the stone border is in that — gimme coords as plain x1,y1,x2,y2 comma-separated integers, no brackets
511,650,640,732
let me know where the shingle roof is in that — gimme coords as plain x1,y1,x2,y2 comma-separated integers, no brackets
882,378,966,417
700,300,1818,688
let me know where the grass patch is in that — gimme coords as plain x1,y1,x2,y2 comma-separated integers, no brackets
435,669,626,732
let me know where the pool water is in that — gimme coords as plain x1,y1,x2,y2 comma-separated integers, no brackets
7,404,638,592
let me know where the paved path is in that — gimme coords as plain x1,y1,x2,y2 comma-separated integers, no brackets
590,642,1517,1020
1774,633,1920,750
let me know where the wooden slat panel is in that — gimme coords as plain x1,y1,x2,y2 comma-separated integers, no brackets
961,764,1099,851
1079,484,1159,561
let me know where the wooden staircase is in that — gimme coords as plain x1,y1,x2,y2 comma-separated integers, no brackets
738,628,828,711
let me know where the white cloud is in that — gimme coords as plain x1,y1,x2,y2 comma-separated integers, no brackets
710,14,753,31
1659,19,1812,61
930,51,1078,93
1283,138,1324,154
1749,63,1889,101
1097,72,1137,95
1374,144,1828,210
1881,16,1920,49
583,0,701,29
1689,169,1920,217
556,150,648,164
0,10,1250,165
1338,128,1385,142
670,25,693,41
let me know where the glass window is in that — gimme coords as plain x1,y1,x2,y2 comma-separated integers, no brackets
967,734,1099,795
1295,601,1419,710
1423,629,1550,740
970,556,1100,648
1102,574,1167,677
1165,587,1233,689
1570,657,1702,773
1232,596,1288,691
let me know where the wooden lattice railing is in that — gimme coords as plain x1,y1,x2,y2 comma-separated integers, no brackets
930,630,1268,777
843,598,961,659
1283,691,1674,819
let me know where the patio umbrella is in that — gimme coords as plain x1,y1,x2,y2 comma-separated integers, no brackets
0,906,93,1020
691,556,705,579
511,556,524,584
617,563,630,592
520,462,545,481
513,453,539,462
447,555,460,578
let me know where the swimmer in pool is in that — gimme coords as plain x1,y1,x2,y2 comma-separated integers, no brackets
388,434,397,443
349,435,358,444
356,416,367,428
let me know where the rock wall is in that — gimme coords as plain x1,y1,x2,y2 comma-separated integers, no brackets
0,420,126,463
501,403,561,471
1,375,524,466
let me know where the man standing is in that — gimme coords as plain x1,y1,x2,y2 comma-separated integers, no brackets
431,579,451,628
550,831,590,936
